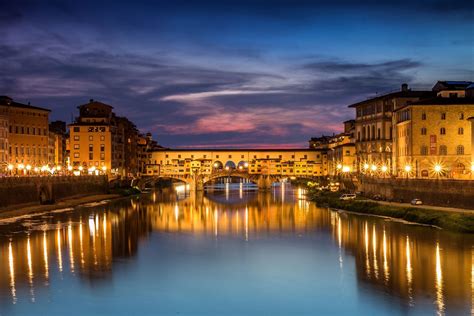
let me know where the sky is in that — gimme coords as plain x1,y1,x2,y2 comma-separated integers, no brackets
1,0,473,148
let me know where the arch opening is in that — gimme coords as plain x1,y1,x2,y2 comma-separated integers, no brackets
213,161,223,170
224,161,236,170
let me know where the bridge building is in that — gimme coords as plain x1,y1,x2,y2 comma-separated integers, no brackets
144,149,328,190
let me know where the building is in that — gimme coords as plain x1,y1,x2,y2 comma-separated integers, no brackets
0,96,50,170
145,149,328,178
49,121,67,166
348,84,433,174
68,99,139,177
327,120,356,176
393,83,474,179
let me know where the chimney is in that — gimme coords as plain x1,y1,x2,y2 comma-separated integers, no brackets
401,83,409,91
89,98,94,103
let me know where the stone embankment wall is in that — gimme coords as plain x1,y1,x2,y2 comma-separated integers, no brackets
356,178,474,209
0,176,108,209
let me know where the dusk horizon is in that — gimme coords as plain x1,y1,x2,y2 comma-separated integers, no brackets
2,0,472,148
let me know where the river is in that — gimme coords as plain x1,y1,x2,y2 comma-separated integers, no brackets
0,183,472,315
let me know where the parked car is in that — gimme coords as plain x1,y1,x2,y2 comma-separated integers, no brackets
373,194,384,201
339,194,356,201
411,198,423,205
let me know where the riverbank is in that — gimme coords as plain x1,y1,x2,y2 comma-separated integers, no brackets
308,190,474,233
0,187,141,221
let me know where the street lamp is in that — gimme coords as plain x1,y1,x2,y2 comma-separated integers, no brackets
434,164,442,179
404,164,412,179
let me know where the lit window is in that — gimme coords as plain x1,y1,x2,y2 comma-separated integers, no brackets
439,145,447,155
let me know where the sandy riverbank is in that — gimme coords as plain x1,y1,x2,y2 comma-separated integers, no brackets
0,193,127,220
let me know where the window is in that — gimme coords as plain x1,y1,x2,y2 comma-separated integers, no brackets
421,112,426,120
421,170,428,177
441,113,446,120
458,127,464,135
459,112,464,120
241,155,244,159
100,135,105,141
439,145,447,155
100,153,105,160
89,135,93,141
73,127,80,132
457,145,464,155
89,144,93,152
74,153,79,158
89,153,93,160
449,93,458,98
216,155,219,158
440,128,446,135
377,128,381,139
100,144,105,152
74,144,79,150
420,146,428,155
74,136,79,141
421,127,427,135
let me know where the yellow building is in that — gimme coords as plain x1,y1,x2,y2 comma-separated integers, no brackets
68,100,140,177
0,96,50,169
348,84,433,174
393,94,474,179
69,100,115,174
146,149,328,178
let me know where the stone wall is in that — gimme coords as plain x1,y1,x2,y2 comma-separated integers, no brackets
357,177,474,209
0,176,108,209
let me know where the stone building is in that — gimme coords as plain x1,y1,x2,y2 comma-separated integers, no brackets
326,120,356,176
348,84,433,174
68,99,139,177
0,96,50,170
393,83,474,179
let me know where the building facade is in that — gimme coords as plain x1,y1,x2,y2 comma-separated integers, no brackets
68,99,141,177
348,84,433,174
145,149,328,178
393,85,474,179
0,96,50,170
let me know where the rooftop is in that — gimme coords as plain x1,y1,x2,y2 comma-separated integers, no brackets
0,96,50,112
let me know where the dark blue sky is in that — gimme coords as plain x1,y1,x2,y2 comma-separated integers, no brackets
1,0,473,148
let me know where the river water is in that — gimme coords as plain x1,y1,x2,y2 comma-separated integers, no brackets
0,184,472,315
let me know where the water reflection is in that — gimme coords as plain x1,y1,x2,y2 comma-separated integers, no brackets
0,185,472,314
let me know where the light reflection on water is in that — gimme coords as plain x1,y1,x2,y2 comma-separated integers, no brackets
0,184,472,315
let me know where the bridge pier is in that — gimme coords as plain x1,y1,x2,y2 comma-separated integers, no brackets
257,175,272,191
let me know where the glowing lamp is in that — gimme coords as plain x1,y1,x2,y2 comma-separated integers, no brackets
370,165,377,172
7,164,13,170
336,164,342,170
434,164,442,173
363,163,369,170
26,165,32,171
381,165,388,173
404,165,412,173
342,166,351,173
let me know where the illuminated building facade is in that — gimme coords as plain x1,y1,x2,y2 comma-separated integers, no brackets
0,96,50,169
393,82,474,178
146,149,328,178
348,84,433,173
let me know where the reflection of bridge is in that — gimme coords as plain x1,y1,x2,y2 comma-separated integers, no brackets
141,149,327,190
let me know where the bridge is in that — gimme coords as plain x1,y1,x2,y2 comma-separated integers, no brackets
140,148,328,190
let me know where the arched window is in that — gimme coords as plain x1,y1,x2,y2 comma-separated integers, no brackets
421,127,427,135
420,146,428,156
439,145,447,155
372,125,376,140
458,127,464,135
440,127,446,135
457,145,464,155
